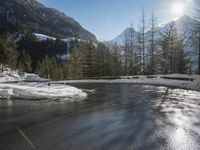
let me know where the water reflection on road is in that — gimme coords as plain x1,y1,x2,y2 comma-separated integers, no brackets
0,84,200,150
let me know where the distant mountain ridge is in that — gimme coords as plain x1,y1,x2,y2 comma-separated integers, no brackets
108,15,199,70
0,0,97,42
108,15,197,45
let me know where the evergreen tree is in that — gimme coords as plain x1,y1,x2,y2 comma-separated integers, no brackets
139,7,146,74
35,55,63,80
0,33,18,72
160,23,189,74
160,23,177,74
63,62,69,79
128,25,137,75
35,55,49,78
137,32,143,74
50,57,63,80
103,43,113,76
148,11,157,74
174,39,190,73
124,31,129,75
0,40,7,63
0,39,8,72
94,43,107,76
110,44,123,76
17,50,32,74
68,46,82,79
81,42,96,78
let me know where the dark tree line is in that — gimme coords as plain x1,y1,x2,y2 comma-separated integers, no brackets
0,33,32,74
64,42,122,79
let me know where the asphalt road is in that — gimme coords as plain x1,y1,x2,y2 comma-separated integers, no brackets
0,84,200,150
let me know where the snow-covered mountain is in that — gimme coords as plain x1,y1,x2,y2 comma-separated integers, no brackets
108,15,199,70
108,28,139,46
0,0,97,43
108,15,197,46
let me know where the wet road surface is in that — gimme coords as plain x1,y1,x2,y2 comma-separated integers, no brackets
0,84,200,150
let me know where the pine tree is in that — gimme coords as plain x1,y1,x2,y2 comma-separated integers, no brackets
160,23,189,74
50,57,62,80
81,42,96,78
35,55,63,80
110,44,123,76
0,33,17,72
68,46,82,79
128,24,136,75
63,62,69,79
17,50,32,74
137,31,143,74
149,11,157,74
174,39,190,73
35,60,43,76
0,39,8,72
124,31,129,75
160,23,177,74
94,43,106,76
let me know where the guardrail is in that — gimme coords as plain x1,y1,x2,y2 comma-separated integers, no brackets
161,76,194,81
0,79,49,84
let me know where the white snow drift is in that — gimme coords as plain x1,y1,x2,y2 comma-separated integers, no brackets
0,68,87,101
0,83,87,101
0,67,42,82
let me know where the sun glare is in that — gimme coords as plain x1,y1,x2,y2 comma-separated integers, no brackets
171,2,185,19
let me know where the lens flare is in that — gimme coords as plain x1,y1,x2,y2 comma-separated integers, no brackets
171,2,185,19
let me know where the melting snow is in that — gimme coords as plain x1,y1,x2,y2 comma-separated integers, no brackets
0,83,87,101
0,68,87,101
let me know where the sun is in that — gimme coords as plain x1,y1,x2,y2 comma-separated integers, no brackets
171,2,185,19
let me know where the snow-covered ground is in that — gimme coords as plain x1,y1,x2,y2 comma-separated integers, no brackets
0,68,42,82
0,83,87,101
0,68,200,100
0,68,87,101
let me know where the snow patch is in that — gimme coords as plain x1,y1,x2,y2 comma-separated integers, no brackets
0,83,87,101
34,33,56,41
0,68,43,82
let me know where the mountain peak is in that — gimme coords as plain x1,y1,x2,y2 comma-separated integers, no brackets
0,0,97,42
108,15,198,46
176,15,193,23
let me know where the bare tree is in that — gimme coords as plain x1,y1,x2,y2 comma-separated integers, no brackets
140,7,146,74
129,23,135,75
137,30,143,74
124,29,129,75
149,11,157,74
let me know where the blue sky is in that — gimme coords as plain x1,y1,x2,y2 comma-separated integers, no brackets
41,0,193,41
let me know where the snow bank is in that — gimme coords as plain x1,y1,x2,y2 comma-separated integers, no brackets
0,68,21,81
0,83,87,101
0,68,44,82
0,68,87,101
